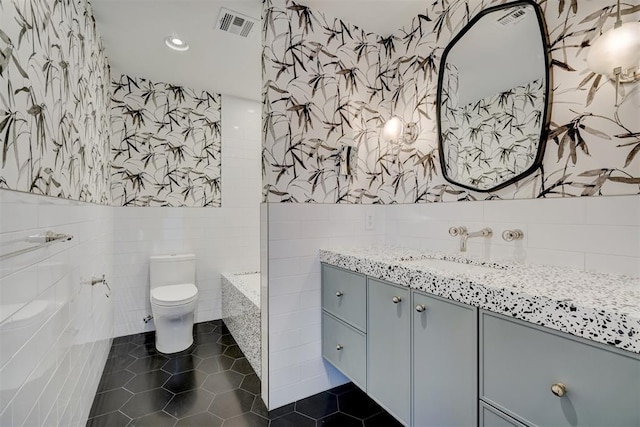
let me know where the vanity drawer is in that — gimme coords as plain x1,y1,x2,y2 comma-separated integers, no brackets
480,311,640,427
479,402,527,427
322,312,366,390
321,264,366,331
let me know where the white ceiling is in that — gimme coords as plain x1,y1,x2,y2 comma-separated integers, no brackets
91,0,262,100
91,0,426,101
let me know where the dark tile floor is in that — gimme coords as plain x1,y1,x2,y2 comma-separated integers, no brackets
87,320,402,427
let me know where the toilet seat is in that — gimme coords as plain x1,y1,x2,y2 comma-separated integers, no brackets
151,284,198,306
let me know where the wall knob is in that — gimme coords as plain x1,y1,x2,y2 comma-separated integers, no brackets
392,296,402,304
551,383,567,397
336,344,343,351
502,229,524,241
449,226,467,237
415,304,426,312
336,291,343,297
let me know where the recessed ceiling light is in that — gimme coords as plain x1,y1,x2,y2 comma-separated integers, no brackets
165,36,189,51
248,109,255,113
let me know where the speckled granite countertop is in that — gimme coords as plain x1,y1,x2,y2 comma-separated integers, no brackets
319,246,640,354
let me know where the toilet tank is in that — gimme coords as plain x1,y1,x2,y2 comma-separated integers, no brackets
149,254,196,289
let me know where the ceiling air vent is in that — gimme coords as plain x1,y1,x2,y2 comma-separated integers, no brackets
496,7,527,27
216,8,257,38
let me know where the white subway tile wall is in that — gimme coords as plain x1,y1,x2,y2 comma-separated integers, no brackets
0,189,114,427
111,95,261,337
386,195,640,277
266,203,386,408
266,195,639,408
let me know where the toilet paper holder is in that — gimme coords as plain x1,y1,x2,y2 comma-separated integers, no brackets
84,274,112,297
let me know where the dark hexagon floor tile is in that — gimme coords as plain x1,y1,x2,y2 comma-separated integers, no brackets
231,358,254,375
175,411,223,427
164,388,215,419
87,410,131,427
222,412,268,427
128,355,169,374
251,395,268,419
217,334,237,346
194,322,215,334
128,343,161,359
108,342,138,359
103,354,137,375
129,332,156,346
97,370,135,393
295,391,338,420
240,373,261,395
216,355,235,371
223,345,243,358
198,357,221,374
162,355,200,374
89,388,133,418
112,335,134,345
128,410,176,427
268,403,294,420
202,370,243,394
318,412,363,426
364,411,404,426
120,388,174,419
338,388,384,419
193,342,225,358
124,370,171,393
208,389,255,419
163,369,208,394
271,412,316,427
327,382,357,396
195,331,222,346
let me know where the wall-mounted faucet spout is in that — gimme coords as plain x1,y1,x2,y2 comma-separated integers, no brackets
449,226,493,252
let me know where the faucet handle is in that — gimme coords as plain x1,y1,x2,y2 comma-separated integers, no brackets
449,226,467,237
502,229,524,241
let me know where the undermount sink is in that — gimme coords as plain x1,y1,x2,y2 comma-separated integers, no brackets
400,258,494,274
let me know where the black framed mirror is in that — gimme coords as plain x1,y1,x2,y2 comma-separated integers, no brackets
436,0,551,193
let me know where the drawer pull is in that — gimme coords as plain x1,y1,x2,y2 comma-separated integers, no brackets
336,291,343,297
336,344,343,351
415,304,426,312
551,383,567,397
392,296,402,304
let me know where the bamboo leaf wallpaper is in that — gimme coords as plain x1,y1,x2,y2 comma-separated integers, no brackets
110,75,222,207
441,77,545,191
262,0,640,203
0,0,112,203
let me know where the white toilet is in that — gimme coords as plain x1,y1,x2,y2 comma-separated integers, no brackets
149,254,198,354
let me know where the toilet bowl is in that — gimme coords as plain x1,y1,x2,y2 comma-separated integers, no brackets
149,254,198,354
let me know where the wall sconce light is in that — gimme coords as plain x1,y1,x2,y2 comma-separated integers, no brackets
586,0,640,106
383,115,419,144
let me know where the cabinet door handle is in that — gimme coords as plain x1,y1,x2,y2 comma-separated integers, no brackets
336,291,343,297
392,296,402,304
415,304,426,312
550,383,567,397
336,344,343,351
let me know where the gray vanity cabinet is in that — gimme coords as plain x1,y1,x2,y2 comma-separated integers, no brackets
412,291,477,427
321,265,368,390
480,310,640,427
367,278,411,425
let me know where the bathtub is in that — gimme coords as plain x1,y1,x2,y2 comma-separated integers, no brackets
221,272,261,379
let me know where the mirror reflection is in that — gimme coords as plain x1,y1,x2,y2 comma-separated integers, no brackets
437,1,550,192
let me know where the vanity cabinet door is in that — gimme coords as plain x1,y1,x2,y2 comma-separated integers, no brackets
322,312,367,390
321,264,367,331
480,311,640,427
412,290,477,427
367,278,410,425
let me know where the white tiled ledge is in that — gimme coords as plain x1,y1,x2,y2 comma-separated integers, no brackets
319,246,640,354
